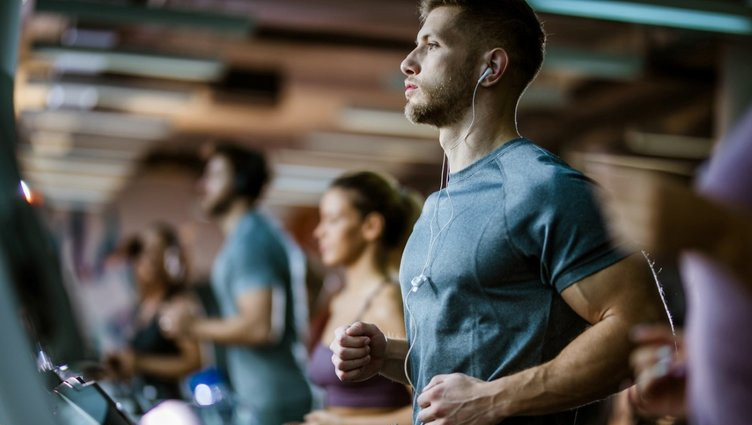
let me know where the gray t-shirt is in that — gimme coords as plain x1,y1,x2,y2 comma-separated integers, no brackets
212,210,311,425
400,139,627,425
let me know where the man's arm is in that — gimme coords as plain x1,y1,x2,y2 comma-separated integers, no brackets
381,337,410,385
188,287,283,346
416,254,668,424
495,253,666,414
330,323,411,386
328,284,411,385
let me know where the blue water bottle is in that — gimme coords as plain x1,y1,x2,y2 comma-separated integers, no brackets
188,368,237,425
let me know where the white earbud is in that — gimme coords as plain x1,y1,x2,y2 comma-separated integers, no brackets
478,66,493,83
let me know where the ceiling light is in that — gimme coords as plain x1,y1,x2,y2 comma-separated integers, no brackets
529,0,752,35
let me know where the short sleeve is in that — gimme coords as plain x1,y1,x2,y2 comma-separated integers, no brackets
510,165,630,293
227,224,288,299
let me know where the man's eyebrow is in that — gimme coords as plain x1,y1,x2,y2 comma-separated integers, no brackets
416,32,445,45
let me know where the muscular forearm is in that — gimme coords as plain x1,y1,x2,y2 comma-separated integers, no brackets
380,337,410,386
488,315,634,417
486,255,668,417
191,317,275,347
488,286,673,421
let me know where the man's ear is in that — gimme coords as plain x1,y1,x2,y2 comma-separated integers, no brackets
481,48,510,86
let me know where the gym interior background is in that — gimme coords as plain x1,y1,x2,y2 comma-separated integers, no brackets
1,0,750,423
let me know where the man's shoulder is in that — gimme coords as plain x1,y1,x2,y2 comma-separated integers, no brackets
228,211,283,255
237,211,280,238
497,141,591,201
497,141,577,178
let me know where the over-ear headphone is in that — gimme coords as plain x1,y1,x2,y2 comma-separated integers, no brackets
478,66,493,83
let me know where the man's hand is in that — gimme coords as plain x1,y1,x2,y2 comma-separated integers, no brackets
330,322,386,382
628,325,687,419
416,373,503,425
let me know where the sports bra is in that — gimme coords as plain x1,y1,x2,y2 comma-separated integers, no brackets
308,281,410,408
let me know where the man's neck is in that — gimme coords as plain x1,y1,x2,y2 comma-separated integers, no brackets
218,200,253,236
439,100,520,173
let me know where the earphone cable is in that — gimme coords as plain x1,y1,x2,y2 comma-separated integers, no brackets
446,72,484,152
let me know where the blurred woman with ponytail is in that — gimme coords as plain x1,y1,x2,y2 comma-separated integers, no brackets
302,171,420,425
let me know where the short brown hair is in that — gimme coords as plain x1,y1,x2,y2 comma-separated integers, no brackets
420,0,545,96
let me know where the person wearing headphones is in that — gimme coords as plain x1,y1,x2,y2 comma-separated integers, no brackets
161,144,311,425
105,223,202,408
300,171,418,425
330,2,667,425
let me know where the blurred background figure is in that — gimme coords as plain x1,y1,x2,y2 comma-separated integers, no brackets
105,222,203,410
161,143,312,425
80,232,140,358
627,325,687,420
303,171,419,425
589,105,752,425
